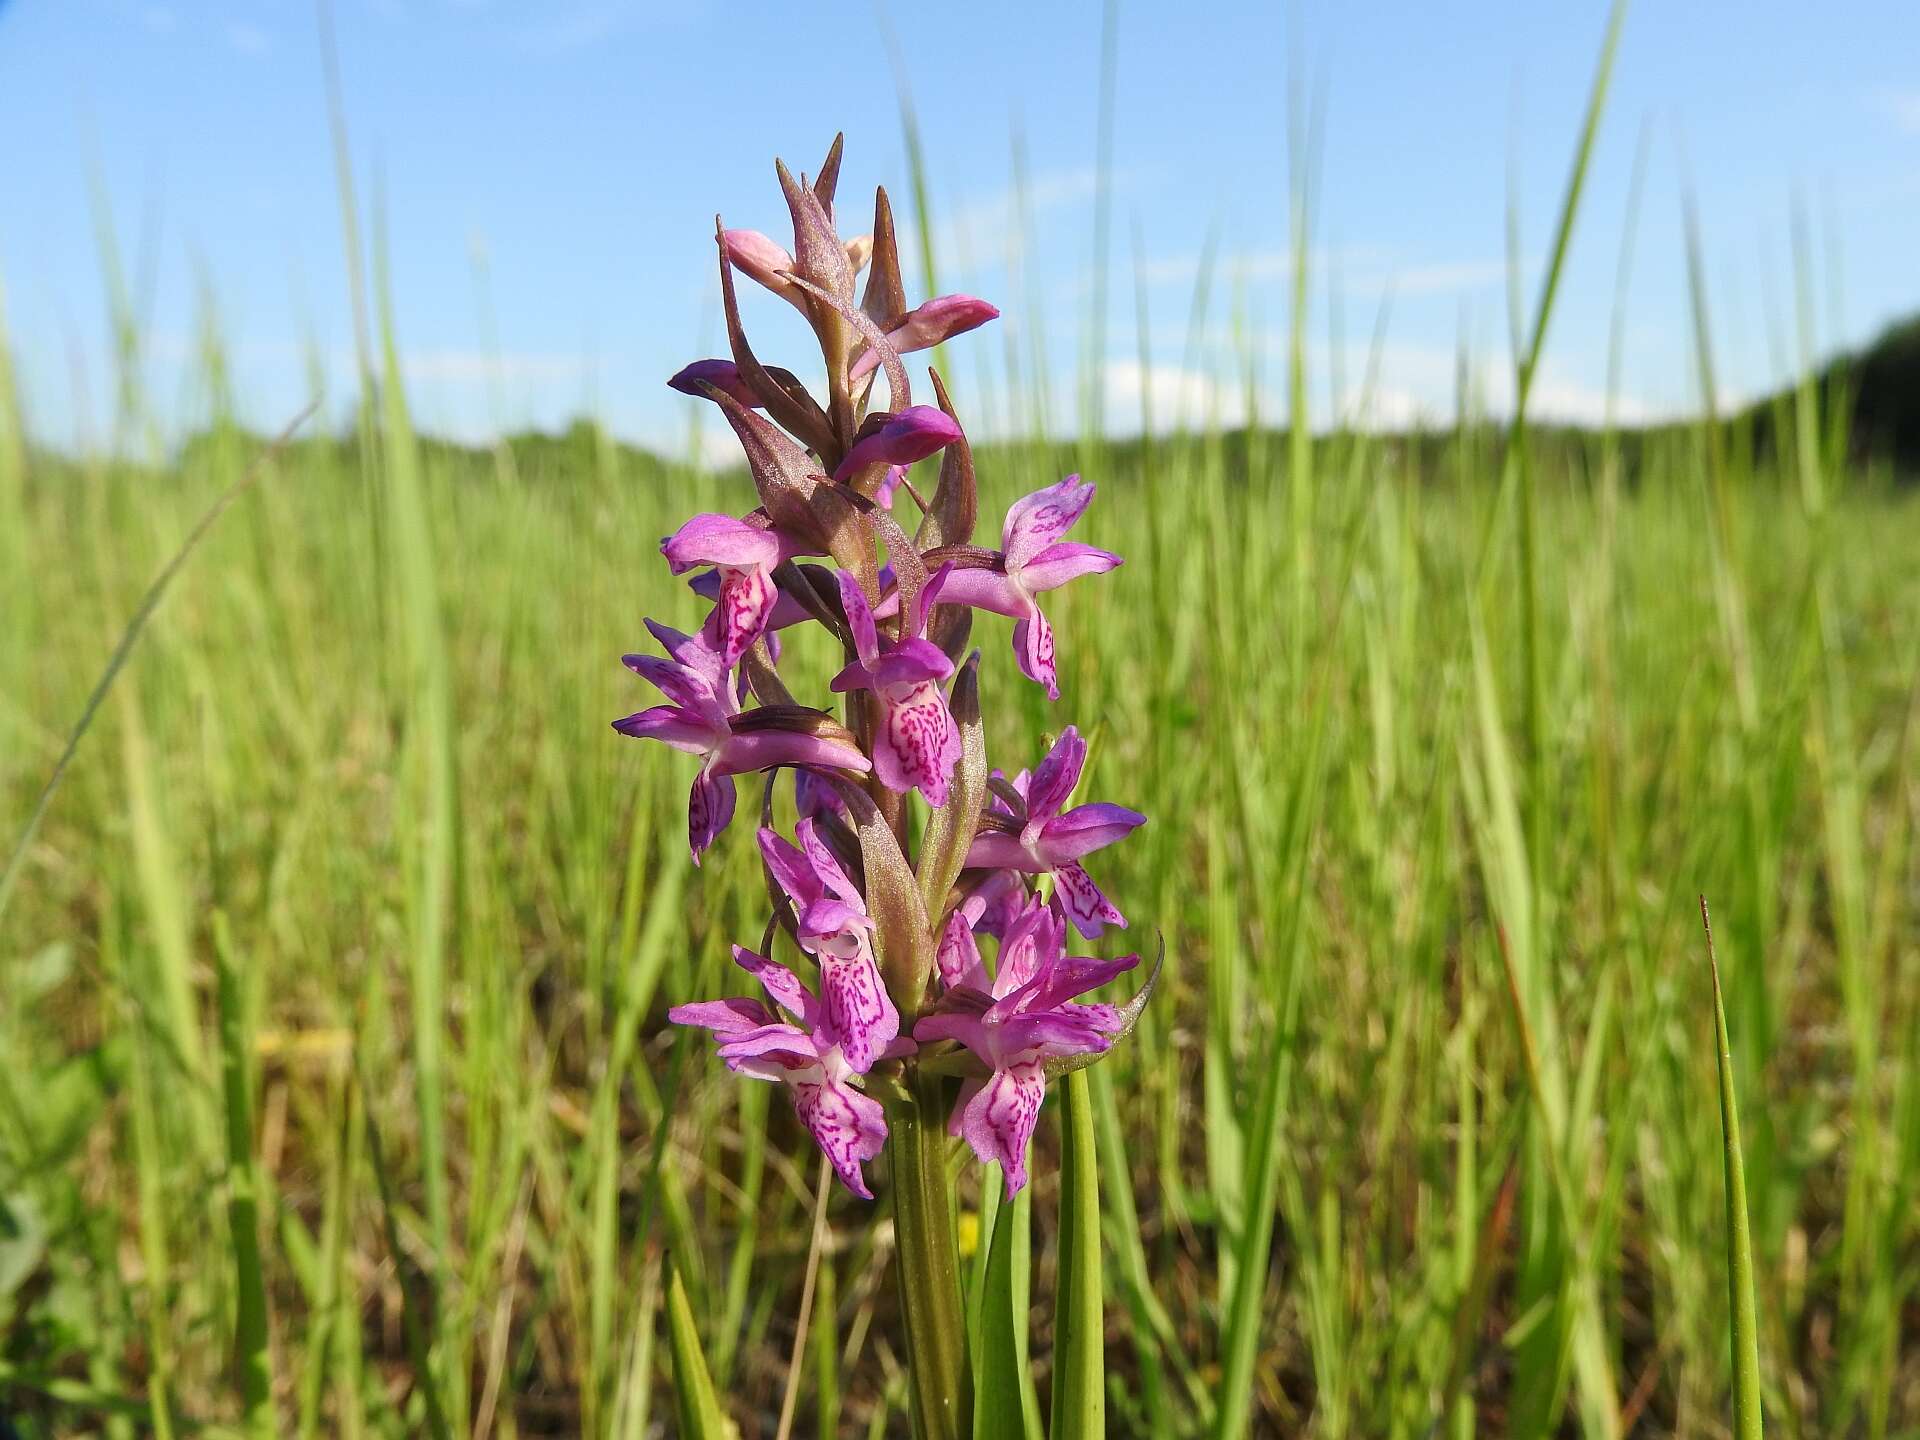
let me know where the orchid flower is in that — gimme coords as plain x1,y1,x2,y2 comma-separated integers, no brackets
660,513,809,666
669,946,902,1197
915,896,1138,1195
631,137,1155,1273
758,820,900,1073
830,568,961,807
931,475,1121,700
966,726,1143,937
849,294,1000,382
831,405,963,483
613,620,869,861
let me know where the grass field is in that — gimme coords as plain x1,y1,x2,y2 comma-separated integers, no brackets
3,72,1920,1440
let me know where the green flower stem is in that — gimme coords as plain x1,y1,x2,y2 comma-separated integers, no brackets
888,1067,971,1440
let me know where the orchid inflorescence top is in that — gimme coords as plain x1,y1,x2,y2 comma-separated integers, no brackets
615,137,1151,1199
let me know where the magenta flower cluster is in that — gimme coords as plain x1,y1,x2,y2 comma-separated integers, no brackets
616,138,1148,1198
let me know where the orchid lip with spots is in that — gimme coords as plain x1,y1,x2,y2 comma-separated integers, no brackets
613,132,1155,1425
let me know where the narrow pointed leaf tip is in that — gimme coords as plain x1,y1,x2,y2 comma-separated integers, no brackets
1703,897,1764,1440
666,1258,730,1437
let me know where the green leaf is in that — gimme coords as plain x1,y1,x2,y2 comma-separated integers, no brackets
1705,900,1764,1440
666,1256,730,1439
972,1168,1037,1440
1051,1070,1104,1438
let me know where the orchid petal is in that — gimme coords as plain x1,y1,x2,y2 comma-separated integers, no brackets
661,513,783,574
797,817,863,907
1038,803,1147,861
1016,540,1123,594
690,569,816,632
712,729,872,777
668,359,762,408
758,826,821,908
688,769,737,862
914,564,1027,619
622,652,722,717
713,1023,821,1074
830,405,963,482
958,1063,1046,1197
816,947,899,1074
1053,859,1125,937
991,896,1060,999
849,294,1000,381
1023,726,1086,822
937,908,987,990
1027,952,1139,1011
836,570,879,668
994,1009,1118,1063
796,899,872,947
723,228,804,308
643,618,731,691
872,681,961,807
667,996,777,1035
866,638,956,691
791,1076,887,1199
914,1008,992,1053
611,706,718,754
713,564,779,665
1002,475,1095,570
1012,606,1059,701
731,945,821,1029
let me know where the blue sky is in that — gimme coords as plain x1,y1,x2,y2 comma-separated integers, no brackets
2,0,1918,455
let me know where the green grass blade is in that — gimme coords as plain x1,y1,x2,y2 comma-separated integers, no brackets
357,1051,453,1440
1703,899,1764,1439
214,911,273,1438
972,1167,1036,1440
1472,0,1628,586
666,1256,730,1439
1089,1060,1186,1436
1050,1069,1104,1439
813,1250,842,1440
0,405,313,928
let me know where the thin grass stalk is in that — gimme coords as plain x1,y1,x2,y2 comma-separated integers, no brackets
1704,900,1765,1439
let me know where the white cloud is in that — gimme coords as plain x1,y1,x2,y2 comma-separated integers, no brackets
1099,336,1667,436
1102,358,1274,431
1389,258,1508,297
226,21,270,54
1134,245,1504,299
921,168,1117,278
522,2,636,54
1874,89,1920,134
